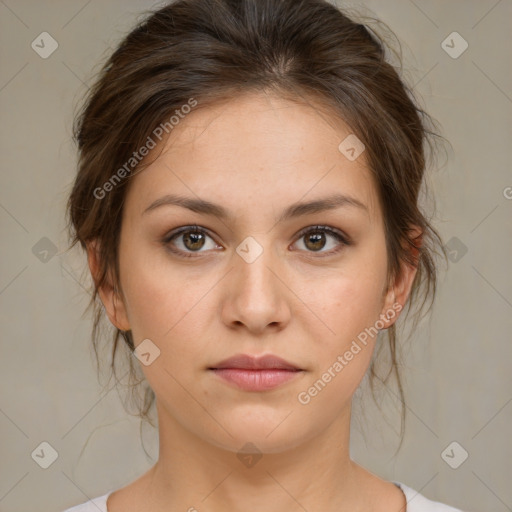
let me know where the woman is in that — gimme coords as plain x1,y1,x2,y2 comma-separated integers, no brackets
63,0,465,510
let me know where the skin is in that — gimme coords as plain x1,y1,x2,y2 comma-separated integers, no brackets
88,91,418,512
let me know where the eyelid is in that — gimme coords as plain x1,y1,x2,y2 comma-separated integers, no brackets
294,225,351,245
289,225,351,258
162,224,213,243
162,225,225,260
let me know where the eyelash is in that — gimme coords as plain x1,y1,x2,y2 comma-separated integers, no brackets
162,224,351,259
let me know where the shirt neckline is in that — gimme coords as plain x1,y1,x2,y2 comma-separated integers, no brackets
101,481,412,511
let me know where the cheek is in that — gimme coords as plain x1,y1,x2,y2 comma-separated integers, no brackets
297,245,388,383
312,265,387,341
117,245,228,401
118,234,210,339
295,275,385,413
118,252,214,392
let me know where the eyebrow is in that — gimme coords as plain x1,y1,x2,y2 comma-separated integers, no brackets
142,193,368,222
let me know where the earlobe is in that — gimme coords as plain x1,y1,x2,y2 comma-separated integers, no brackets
86,240,131,331
379,287,399,330
100,282,131,332
379,228,422,329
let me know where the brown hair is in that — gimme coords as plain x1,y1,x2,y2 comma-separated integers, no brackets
67,0,447,449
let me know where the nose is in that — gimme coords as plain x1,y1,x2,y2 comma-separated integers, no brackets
220,240,291,335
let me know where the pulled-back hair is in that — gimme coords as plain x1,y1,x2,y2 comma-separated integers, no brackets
67,0,447,448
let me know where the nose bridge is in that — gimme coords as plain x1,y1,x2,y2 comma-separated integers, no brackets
223,234,290,331
235,234,281,300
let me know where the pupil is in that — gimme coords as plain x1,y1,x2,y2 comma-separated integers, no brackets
306,232,325,251
184,231,205,251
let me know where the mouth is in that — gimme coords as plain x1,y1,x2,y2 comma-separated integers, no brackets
209,353,302,371
208,353,304,391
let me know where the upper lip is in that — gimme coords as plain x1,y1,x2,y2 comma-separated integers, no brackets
209,354,301,371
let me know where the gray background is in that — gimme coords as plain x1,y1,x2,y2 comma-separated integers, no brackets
0,1,511,511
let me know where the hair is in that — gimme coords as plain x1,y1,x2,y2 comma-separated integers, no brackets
66,0,447,452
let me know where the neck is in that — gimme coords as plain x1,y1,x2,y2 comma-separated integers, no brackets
139,400,377,512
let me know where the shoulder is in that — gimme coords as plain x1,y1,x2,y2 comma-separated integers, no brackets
394,482,466,512
61,492,111,512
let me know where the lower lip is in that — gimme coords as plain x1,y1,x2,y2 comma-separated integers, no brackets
210,368,303,391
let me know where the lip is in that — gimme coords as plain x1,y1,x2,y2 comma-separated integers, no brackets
210,353,301,371
210,368,303,391
208,353,304,392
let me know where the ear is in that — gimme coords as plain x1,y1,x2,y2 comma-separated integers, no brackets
379,227,422,329
86,240,131,332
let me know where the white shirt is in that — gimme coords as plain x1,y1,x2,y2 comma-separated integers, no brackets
61,481,465,511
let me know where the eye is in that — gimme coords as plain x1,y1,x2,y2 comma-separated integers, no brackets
292,225,350,256
163,224,351,259
163,225,221,258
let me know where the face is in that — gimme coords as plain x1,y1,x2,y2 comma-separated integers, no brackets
93,92,416,455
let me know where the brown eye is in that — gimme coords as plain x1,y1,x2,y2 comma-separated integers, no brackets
163,226,221,258
182,230,206,251
293,226,350,256
304,231,327,251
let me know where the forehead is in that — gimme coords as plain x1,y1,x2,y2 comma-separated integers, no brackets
124,91,380,223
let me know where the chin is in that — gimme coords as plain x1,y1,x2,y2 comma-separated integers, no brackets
203,417,314,456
